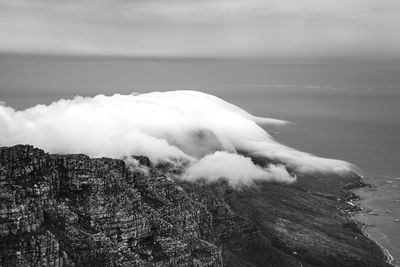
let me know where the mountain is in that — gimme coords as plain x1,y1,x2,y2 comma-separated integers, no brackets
0,145,391,266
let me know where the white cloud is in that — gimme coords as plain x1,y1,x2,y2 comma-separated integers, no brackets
0,91,354,185
182,151,296,186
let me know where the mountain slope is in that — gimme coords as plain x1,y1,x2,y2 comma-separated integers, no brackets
0,145,391,266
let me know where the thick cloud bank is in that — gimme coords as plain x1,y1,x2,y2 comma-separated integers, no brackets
0,90,353,185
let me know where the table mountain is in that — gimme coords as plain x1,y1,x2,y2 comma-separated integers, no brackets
0,145,391,266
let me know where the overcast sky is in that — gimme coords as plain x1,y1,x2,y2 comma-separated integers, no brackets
0,0,399,57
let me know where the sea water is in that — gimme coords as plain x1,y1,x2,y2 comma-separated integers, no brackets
226,92,400,266
1,54,399,264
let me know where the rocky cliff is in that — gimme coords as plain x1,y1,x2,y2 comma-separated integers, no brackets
0,145,392,267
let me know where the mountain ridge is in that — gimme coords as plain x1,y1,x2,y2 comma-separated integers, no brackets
0,145,392,266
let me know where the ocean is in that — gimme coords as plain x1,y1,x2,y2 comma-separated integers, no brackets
226,92,400,266
1,54,399,265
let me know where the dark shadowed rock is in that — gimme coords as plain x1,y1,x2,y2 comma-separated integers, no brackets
0,145,392,266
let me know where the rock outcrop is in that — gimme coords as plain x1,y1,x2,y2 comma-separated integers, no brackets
0,145,392,267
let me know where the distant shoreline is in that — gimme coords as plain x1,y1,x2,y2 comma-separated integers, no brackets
352,185,397,267
360,223,395,266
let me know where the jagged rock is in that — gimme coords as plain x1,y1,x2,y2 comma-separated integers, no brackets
0,145,392,267
0,145,222,267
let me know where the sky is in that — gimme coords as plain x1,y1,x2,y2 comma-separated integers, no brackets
0,0,400,58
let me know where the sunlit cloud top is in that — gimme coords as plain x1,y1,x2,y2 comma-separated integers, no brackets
0,0,399,57
0,91,355,185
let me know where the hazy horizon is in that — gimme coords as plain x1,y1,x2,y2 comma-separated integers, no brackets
1,0,400,58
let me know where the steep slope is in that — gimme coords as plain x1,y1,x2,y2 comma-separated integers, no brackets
0,145,391,267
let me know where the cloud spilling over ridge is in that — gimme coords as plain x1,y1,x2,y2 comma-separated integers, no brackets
0,90,354,185
183,151,296,186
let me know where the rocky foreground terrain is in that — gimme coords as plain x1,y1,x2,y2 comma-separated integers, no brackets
0,145,392,266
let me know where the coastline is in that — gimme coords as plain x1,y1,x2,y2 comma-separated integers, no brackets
360,225,395,266
351,179,399,267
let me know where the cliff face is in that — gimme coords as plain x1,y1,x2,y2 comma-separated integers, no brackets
0,145,391,267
